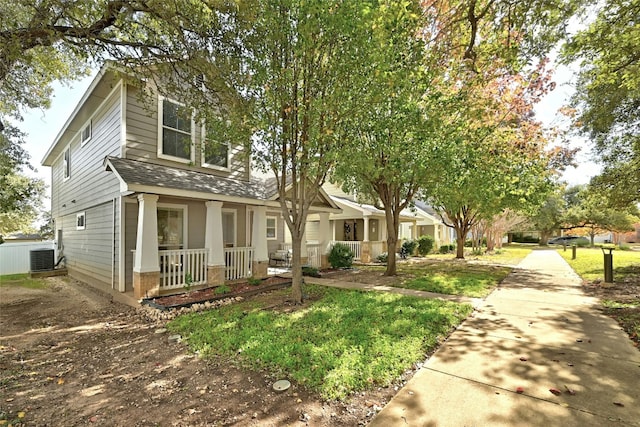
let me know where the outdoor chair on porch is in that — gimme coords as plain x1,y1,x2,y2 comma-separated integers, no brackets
269,249,291,267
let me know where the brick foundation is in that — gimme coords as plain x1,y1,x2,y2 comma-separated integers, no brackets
207,265,226,286
133,271,160,299
321,255,329,269
252,261,269,279
361,241,372,263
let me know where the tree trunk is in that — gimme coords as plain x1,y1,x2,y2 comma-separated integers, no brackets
540,230,551,245
384,206,400,276
386,239,397,275
290,233,303,304
455,233,465,259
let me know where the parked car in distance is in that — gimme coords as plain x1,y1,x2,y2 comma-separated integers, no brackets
548,236,590,245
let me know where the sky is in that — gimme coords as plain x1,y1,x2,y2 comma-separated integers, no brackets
20,60,600,205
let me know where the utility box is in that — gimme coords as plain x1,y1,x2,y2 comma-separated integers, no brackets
30,249,54,272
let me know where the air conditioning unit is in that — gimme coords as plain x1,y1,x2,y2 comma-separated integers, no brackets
30,249,54,272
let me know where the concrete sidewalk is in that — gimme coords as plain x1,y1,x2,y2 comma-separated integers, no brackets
368,250,640,427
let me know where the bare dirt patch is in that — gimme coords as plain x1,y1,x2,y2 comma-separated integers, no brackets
0,277,403,426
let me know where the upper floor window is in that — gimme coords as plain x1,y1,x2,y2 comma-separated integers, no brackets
80,121,92,146
158,97,193,162
202,127,229,170
63,146,71,180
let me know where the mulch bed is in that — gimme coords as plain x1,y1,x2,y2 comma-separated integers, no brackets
143,275,292,310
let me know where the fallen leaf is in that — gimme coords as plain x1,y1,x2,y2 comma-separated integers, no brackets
57,378,65,385
560,403,569,407
519,357,528,362
564,385,576,395
516,387,524,394
18,412,25,418
613,402,625,407
549,388,562,396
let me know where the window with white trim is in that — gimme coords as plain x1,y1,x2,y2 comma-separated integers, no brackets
266,216,277,240
158,97,193,162
157,206,185,249
201,124,229,169
80,121,92,146
76,212,86,230
63,146,71,180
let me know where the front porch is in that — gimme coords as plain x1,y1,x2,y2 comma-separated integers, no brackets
132,195,271,299
134,247,256,294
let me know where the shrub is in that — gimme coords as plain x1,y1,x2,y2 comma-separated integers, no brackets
618,243,631,251
417,235,434,256
576,239,590,247
402,240,418,257
302,266,321,277
215,285,231,295
328,243,354,269
247,276,262,286
376,252,388,263
438,245,450,254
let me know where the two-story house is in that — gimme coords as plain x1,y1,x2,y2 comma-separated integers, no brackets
42,66,339,299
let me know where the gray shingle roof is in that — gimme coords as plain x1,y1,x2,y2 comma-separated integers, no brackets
105,157,276,200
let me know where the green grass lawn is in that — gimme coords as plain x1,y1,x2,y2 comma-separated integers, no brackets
557,247,640,282
168,284,472,400
394,263,511,298
558,247,639,346
426,246,532,266
0,273,48,289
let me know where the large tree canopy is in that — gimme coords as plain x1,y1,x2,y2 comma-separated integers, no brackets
0,0,241,129
562,0,640,206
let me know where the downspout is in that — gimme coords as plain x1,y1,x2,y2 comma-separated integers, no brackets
112,197,116,289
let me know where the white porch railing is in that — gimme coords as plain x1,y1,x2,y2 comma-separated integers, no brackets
306,244,322,268
159,249,208,290
330,240,362,260
224,247,254,281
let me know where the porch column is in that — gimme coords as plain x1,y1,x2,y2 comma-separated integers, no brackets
205,201,225,285
318,213,331,268
251,206,269,278
133,194,160,299
361,215,372,263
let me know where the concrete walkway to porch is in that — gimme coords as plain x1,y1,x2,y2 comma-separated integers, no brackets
367,250,640,426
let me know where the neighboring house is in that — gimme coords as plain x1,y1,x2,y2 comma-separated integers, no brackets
398,201,453,247
302,183,444,262
41,66,339,299
2,233,45,243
